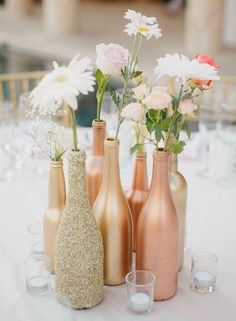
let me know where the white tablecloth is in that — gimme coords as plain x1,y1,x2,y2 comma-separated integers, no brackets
0,136,236,321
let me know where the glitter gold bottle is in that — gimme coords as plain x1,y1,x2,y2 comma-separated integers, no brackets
43,160,66,273
127,151,148,252
86,120,106,206
55,151,104,309
136,150,179,301
169,151,187,271
93,138,133,285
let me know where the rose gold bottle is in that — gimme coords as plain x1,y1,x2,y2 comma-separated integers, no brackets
127,151,148,252
43,160,66,273
136,150,179,301
86,120,106,206
93,138,133,285
169,152,187,271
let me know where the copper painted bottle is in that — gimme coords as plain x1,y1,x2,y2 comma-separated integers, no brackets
93,138,133,285
86,120,106,206
127,151,148,252
43,159,66,273
136,150,179,301
169,152,187,271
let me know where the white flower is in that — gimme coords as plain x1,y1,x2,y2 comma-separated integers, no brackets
121,102,145,122
154,53,220,83
30,54,95,115
133,84,150,101
178,99,198,115
124,9,162,40
26,120,72,161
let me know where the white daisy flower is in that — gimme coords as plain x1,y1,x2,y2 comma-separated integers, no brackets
124,9,162,40
154,53,219,83
30,54,95,115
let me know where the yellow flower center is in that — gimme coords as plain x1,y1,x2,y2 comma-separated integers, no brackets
138,26,149,33
55,75,68,83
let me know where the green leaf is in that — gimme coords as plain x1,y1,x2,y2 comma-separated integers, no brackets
132,70,143,79
182,121,191,139
148,109,158,122
160,117,172,130
146,118,154,134
154,125,162,142
107,85,121,109
130,143,143,154
96,69,103,86
170,141,186,154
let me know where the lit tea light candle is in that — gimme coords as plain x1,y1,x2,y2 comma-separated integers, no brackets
194,271,214,288
130,292,151,312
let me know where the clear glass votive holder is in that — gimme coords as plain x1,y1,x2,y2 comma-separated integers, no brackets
28,223,44,255
190,251,217,293
126,270,155,314
25,255,51,296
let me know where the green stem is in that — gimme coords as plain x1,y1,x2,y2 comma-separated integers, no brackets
96,75,110,121
165,113,177,151
69,107,78,152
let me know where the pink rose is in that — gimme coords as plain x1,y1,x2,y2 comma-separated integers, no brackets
121,103,145,122
96,43,129,76
179,99,197,115
144,86,171,110
193,54,219,87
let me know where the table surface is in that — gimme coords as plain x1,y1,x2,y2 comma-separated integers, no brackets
0,130,236,321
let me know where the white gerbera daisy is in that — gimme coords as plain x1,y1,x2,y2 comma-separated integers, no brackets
154,53,219,83
30,54,95,115
124,9,162,40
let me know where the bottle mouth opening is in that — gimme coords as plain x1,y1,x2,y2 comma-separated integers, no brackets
105,137,120,147
92,119,106,127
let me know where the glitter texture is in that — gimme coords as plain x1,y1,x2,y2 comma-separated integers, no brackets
55,150,104,309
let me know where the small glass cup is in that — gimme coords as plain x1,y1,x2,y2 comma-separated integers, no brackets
25,255,51,296
126,270,155,314
190,251,217,293
27,223,44,255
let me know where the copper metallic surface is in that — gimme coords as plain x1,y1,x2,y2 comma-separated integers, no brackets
169,153,187,271
127,151,148,252
136,150,179,301
86,120,106,206
93,138,133,285
43,160,66,273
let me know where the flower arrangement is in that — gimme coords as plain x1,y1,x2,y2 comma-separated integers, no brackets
95,9,162,139
30,54,95,152
121,53,219,153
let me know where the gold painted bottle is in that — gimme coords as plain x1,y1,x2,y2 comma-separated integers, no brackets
43,160,66,273
127,151,148,252
86,120,106,206
93,138,133,285
169,152,187,271
136,150,179,301
55,151,104,309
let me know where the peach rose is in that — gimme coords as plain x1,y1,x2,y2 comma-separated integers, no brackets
193,54,219,87
144,86,171,110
